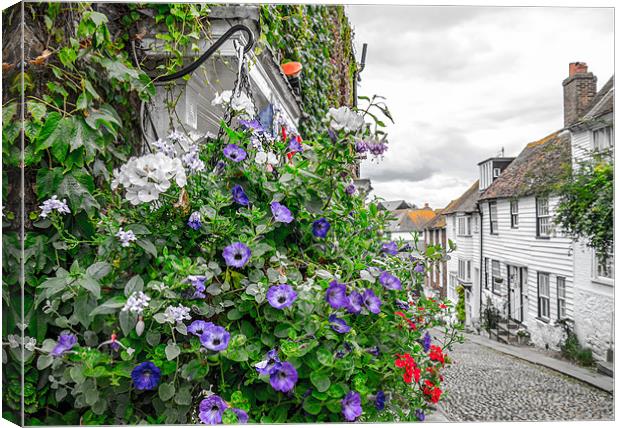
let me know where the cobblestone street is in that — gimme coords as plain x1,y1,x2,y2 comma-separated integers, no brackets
441,338,614,421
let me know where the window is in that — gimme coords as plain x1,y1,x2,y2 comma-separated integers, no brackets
458,259,472,282
489,201,498,234
491,260,501,294
473,215,479,233
510,200,519,228
557,277,566,320
594,250,614,282
536,197,551,237
458,216,471,236
537,272,550,321
493,168,501,178
449,273,458,300
484,258,489,289
593,126,614,152
452,216,456,235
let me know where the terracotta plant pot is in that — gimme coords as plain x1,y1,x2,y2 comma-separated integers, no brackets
281,61,302,77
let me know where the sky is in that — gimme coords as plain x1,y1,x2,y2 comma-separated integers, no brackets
346,5,614,210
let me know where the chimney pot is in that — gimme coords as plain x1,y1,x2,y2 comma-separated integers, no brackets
424,202,429,208
569,62,588,77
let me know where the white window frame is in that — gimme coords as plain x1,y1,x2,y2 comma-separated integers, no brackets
489,201,498,235
510,200,519,228
592,126,614,152
557,276,567,320
537,272,550,321
457,216,471,236
473,215,479,234
458,258,472,283
593,250,614,285
491,260,501,294
449,272,458,300
536,197,551,238
493,167,501,178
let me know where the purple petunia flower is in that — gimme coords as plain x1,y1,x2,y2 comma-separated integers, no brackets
269,361,298,393
223,144,247,162
325,281,348,309
239,119,264,134
50,333,77,357
267,284,297,309
341,391,362,422
355,141,368,153
131,361,161,391
288,136,303,152
312,218,331,238
416,409,425,421
199,325,230,352
329,314,351,334
223,242,252,268
363,289,382,314
379,271,402,290
255,349,281,376
375,390,386,411
366,346,380,357
199,395,229,424
271,202,294,223
346,291,363,314
188,320,215,336
423,331,432,352
345,183,357,195
231,408,249,424
381,241,399,255
187,275,207,299
188,211,202,230
414,262,425,274
214,160,226,175
232,185,250,206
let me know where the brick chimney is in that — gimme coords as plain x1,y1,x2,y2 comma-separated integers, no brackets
563,62,597,127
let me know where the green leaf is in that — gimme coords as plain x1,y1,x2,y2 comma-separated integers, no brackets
146,331,161,346
302,397,322,415
36,354,53,370
89,296,126,316
27,101,47,123
316,348,334,367
56,173,100,215
86,262,111,280
119,309,136,336
165,343,180,361
136,238,157,257
84,387,99,406
80,276,101,299
124,275,144,296
158,382,175,402
310,371,331,392
35,112,61,151
58,47,77,68
174,386,192,406
35,167,64,199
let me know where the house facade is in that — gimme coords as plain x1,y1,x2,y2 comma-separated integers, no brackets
567,73,614,363
385,204,436,248
423,211,448,299
478,131,574,350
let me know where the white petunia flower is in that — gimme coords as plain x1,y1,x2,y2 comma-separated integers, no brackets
111,153,187,205
255,151,279,165
163,305,191,324
39,195,71,218
122,291,151,314
327,106,365,133
116,228,137,247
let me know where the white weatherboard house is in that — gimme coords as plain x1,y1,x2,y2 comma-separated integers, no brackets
478,131,574,350
566,73,614,364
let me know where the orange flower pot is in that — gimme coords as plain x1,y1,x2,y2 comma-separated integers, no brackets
281,61,302,77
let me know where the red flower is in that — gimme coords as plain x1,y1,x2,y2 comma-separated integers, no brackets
281,125,287,142
429,345,445,364
439,303,447,309
394,353,418,384
394,311,417,330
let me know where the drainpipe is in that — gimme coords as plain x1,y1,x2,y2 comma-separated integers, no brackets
352,43,368,108
478,202,484,326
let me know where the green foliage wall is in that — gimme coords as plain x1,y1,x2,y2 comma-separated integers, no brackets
259,5,356,137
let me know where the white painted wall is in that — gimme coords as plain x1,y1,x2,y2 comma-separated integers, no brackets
479,196,574,350
570,124,614,362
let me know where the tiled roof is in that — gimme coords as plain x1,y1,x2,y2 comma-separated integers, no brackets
583,75,614,120
424,210,447,230
441,181,480,214
386,208,436,233
379,200,413,211
480,131,571,200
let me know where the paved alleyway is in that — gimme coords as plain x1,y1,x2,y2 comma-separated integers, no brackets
441,339,614,421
